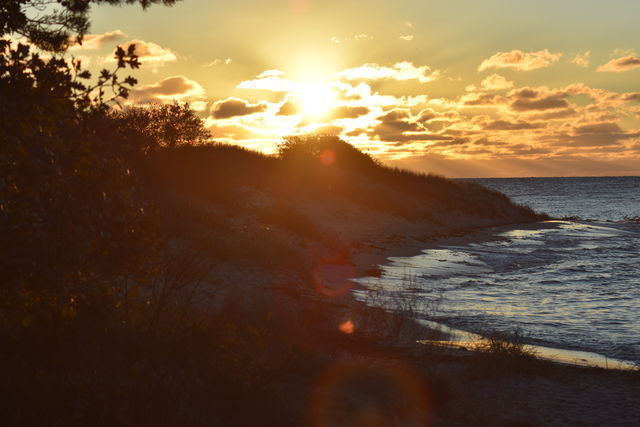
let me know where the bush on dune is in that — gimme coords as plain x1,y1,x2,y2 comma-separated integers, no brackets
151,134,543,223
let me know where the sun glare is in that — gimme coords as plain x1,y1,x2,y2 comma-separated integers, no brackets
298,83,335,119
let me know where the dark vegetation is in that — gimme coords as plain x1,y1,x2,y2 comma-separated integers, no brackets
0,2,561,426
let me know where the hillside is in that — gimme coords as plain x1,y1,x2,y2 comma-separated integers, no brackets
3,134,557,426
144,135,545,291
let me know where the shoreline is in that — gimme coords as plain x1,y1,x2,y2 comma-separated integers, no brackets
345,219,639,371
299,218,640,425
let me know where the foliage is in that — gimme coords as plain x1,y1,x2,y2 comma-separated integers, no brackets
1,0,179,52
0,0,187,330
278,134,379,172
0,42,158,328
109,102,211,152
470,329,540,374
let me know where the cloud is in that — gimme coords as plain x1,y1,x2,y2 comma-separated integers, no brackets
204,121,257,141
528,108,578,120
205,58,232,67
237,70,300,92
211,97,267,119
193,65,640,169
277,100,298,115
70,30,126,50
478,49,562,71
375,109,422,133
337,61,440,83
330,106,370,119
114,39,177,66
461,93,505,106
353,34,373,41
624,93,640,102
128,76,205,104
550,122,639,147
509,87,569,111
358,109,430,143
597,56,640,72
306,124,344,136
466,74,513,91
363,109,457,144
570,51,591,68
575,123,622,134
329,34,373,43
482,119,546,131
399,35,414,41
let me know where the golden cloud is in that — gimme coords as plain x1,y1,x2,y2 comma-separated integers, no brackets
237,70,300,92
211,98,268,119
70,30,127,50
597,56,640,72
114,39,177,66
570,51,591,68
478,49,562,71
337,62,440,84
202,64,640,168
466,74,513,92
128,76,206,106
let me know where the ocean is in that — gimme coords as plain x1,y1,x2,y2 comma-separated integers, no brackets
353,176,640,367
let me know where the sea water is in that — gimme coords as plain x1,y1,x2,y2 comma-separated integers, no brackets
353,176,640,366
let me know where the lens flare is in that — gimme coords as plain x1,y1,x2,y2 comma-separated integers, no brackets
339,320,354,334
319,149,335,166
310,358,433,426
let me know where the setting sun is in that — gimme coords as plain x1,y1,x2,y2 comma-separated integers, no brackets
298,83,336,119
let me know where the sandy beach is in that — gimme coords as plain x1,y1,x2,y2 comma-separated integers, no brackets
319,220,640,426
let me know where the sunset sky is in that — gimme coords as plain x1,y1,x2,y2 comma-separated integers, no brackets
80,0,640,177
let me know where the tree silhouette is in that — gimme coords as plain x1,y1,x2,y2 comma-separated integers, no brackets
0,0,184,326
1,0,180,52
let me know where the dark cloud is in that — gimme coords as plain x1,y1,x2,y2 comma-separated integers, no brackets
416,108,437,122
483,120,546,131
428,139,470,148
623,92,640,102
511,96,568,111
548,122,638,147
344,129,366,137
128,76,205,103
463,93,503,106
575,123,622,134
330,106,370,119
277,101,298,115
391,134,457,145
309,125,344,136
211,97,267,119
504,144,551,156
422,120,453,132
362,109,459,144
472,138,508,146
375,109,422,132
528,109,578,120
509,88,569,111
